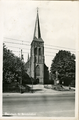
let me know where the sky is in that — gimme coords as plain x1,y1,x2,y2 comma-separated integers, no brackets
3,1,78,70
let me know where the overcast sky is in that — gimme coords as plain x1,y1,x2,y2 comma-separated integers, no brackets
3,1,78,69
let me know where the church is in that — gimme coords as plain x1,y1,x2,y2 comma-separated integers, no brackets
25,9,49,84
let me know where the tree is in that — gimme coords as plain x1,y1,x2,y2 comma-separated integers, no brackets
3,43,31,92
3,44,22,83
50,50,75,86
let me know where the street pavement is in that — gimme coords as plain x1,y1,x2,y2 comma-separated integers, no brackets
3,85,75,117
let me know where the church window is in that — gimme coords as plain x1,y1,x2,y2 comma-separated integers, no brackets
39,48,41,55
38,56,42,63
35,56,37,63
36,65,40,76
34,47,37,55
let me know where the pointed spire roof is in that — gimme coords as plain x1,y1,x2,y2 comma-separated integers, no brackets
33,8,43,42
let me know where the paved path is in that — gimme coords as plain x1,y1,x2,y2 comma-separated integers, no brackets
3,85,75,97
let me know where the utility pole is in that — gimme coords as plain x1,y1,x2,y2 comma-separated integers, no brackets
20,49,23,93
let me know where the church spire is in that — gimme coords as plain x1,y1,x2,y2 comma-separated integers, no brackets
33,8,41,39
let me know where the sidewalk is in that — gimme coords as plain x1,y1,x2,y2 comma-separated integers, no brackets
3,84,75,97
3,92,75,97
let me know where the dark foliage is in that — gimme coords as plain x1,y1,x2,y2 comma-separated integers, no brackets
50,50,75,86
3,43,31,92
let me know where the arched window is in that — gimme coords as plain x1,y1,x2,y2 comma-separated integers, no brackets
39,48,41,55
34,47,37,55
36,65,40,76
35,56,37,63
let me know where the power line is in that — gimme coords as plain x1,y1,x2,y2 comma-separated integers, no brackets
4,37,31,43
6,45,30,51
13,51,29,54
6,45,57,54
45,51,57,54
4,43,56,51
45,55,55,57
45,44,75,50
4,37,75,51
7,45,75,58
5,44,56,52
45,46,76,53
5,44,75,56
4,41,30,46
4,41,75,53
12,50,56,57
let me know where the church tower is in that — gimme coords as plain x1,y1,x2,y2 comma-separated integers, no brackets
30,8,44,84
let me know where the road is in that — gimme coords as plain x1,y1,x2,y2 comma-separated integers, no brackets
3,93,75,117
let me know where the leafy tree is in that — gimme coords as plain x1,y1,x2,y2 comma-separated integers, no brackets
3,44,22,83
50,50,75,86
3,43,31,92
